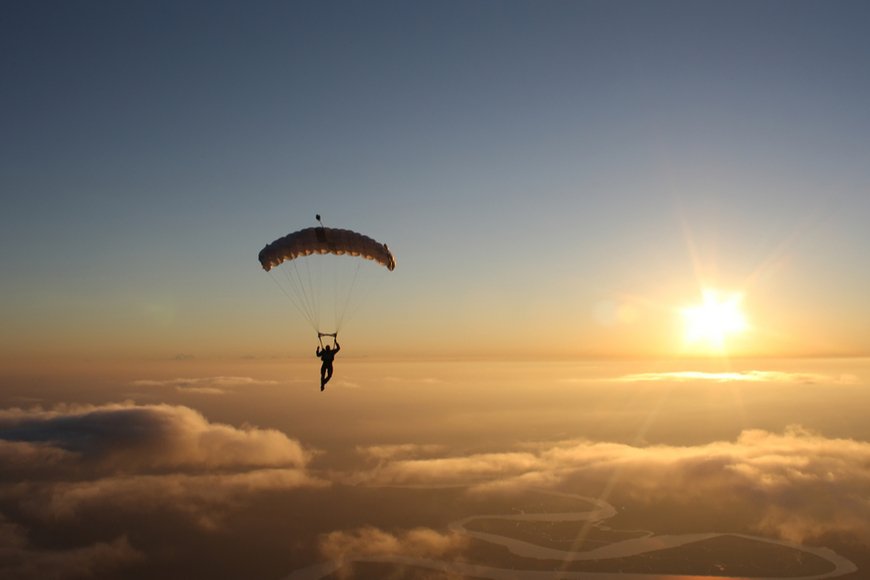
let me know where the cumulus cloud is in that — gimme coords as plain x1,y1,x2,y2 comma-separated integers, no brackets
354,427,870,544
18,468,321,530
615,370,861,384
131,376,278,394
0,440,76,481
369,452,541,486
0,403,324,530
0,402,309,472
0,515,142,580
319,527,467,563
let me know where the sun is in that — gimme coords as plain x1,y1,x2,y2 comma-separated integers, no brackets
681,289,748,350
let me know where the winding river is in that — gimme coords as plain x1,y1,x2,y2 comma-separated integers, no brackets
286,490,857,580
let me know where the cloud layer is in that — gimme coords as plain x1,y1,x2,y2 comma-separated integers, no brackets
614,370,861,384
0,402,324,576
355,427,870,544
131,375,279,394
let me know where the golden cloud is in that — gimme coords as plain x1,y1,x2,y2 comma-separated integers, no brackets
356,443,447,462
130,376,279,395
0,402,310,472
319,526,468,562
353,427,870,544
18,468,323,530
0,403,325,530
615,370,861,384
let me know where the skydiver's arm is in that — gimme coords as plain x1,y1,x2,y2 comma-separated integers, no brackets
316,347,322,356
334,342,340,352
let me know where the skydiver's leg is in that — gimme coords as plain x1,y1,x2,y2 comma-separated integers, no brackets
320,364,328,390
323,364,334,386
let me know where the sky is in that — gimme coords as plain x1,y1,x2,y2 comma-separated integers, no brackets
3,0,870,361
3,3,870,578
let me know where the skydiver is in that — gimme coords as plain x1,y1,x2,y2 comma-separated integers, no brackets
316,339,340,391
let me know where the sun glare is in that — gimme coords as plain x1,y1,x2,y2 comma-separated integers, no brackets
681,289,748,350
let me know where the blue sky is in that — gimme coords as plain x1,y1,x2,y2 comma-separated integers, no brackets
3,1,870,359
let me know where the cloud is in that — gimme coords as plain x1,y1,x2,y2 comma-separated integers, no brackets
0,403,325,530
0,401,327,576
0,402,309,472
18,468,321,530
368,452,541,486
382,376,444,385
333,379,361,389
319,526,467,563
0,440,76,482
0,516,142,580
356,443,446,462
130,376,278,394
354,427,870,544
614,370,861,384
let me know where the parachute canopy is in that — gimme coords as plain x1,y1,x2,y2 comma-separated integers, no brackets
259,223,395,335
258,227,396,272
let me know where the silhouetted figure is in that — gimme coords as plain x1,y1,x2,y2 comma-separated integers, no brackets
316,340,340,391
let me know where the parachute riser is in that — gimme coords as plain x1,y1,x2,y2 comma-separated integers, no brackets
318,331,337,348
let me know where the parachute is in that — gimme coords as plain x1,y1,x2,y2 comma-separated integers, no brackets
258,218,395,338
258,227,395,273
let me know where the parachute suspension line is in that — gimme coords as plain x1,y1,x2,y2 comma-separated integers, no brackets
305,257,321,330
279,264,312,329
344,260,387,331
332,258,339,331
302,253,320,331
259,219,394,338
301,259,321,329
282,262,310,326
268,272,315,331
285,260,318,330
335,259,362,332
330,255,350,331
